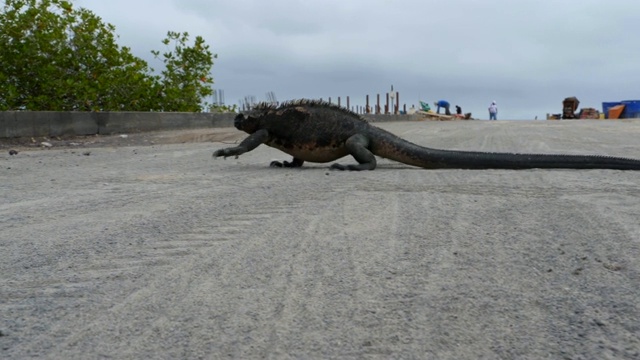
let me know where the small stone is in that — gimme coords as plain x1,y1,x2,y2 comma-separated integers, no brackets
41,142,53,148
9,149,18,155
83,151,91,156
120,134,129,139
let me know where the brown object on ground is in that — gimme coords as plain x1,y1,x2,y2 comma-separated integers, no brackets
579,108,600,119
562,96,580,119
608,104,625,119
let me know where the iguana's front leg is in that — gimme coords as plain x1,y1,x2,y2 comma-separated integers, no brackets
330,134,377,171
213,129,269,159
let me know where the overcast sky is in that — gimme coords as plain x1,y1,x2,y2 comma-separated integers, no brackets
74,0,639,119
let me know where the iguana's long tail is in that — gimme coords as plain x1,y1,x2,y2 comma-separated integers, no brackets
371,130,640,170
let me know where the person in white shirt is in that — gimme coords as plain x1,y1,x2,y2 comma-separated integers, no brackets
488,101,498,120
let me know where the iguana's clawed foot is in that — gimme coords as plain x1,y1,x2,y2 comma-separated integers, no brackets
330,163,375,171
330,163,360,171
213,147,240,159
270,159,303,168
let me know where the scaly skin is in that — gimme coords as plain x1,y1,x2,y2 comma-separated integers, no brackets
213,99,640,171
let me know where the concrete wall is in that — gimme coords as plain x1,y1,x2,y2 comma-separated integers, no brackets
0,111,417,138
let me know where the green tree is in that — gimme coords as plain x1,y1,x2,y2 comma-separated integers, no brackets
152,31,216,112
0,0,216,112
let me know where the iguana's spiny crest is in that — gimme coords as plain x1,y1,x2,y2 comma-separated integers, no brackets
250,99,367,122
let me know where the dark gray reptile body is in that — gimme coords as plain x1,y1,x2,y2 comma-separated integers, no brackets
213,99,640,171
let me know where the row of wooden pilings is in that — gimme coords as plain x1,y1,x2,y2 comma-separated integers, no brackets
320,92,407,115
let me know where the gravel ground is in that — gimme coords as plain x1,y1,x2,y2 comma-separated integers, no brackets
1,120,640,359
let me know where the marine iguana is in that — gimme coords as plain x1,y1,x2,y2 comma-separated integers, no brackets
212,99,640,171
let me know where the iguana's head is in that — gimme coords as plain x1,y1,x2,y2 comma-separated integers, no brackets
234,113,261,134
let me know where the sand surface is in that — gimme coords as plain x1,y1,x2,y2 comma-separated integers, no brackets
1,120,640,359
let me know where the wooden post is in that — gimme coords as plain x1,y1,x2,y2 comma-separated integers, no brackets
385,93,390,114
376,94,380,114
395,92,400,114
346,96,350,110
338,97,341,107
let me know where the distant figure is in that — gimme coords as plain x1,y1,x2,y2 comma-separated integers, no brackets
434,100,451,115
488,101,498,120
455,105,462,115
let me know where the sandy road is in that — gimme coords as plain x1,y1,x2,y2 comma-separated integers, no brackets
1,120,640,359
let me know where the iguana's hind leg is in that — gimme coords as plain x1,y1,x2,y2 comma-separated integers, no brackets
270,158,304,168
330,134,377,171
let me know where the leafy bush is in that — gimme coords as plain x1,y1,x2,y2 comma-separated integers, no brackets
0,0,216,112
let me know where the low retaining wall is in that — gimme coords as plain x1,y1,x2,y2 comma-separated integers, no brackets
0,111,417,138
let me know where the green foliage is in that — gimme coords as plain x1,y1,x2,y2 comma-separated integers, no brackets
152,31,217,112
208,103,237,113
0,0,217,112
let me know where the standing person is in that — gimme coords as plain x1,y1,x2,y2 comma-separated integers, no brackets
434,100,451,115
488,101,498,120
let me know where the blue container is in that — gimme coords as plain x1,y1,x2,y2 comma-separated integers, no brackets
602,102,623,118
621,100,640,118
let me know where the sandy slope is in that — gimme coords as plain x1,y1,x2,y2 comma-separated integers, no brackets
1,120,639,359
